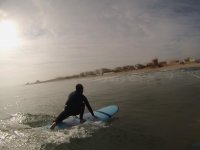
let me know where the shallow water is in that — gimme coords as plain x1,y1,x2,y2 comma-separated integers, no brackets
1,67,200,150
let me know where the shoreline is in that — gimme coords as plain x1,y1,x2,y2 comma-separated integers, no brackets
128,62,200,74
26,62,200,85
97,62,200,79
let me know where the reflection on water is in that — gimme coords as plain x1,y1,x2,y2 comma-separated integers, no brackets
0,113,108,150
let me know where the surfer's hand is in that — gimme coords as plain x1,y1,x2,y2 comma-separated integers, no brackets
50,122,56,130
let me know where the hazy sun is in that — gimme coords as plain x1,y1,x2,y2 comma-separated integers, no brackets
0,20,21,49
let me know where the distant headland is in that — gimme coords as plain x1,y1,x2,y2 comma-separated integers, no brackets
26,57,200,85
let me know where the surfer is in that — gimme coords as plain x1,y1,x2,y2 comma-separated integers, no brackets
50,84,97,130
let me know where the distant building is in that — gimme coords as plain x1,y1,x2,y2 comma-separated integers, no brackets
184,57,196,63
152,58,159,66
179,60,186,65
158,61,167,67
184,57,190,62
135,64,145,69
122,65,135,70
189,58,196,62
146,58,160,67
78,71,95,77
113,67,123,72
169,60,179,65
146,62,154,67
95,68,113,75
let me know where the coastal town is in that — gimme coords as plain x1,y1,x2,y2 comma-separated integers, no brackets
26,57,200,85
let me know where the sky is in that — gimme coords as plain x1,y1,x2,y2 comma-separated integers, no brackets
0,0,200,85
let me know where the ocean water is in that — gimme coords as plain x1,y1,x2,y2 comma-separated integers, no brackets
1,67,200,150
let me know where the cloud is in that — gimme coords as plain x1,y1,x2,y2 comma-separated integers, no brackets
0,0,200,84
1,0,199,49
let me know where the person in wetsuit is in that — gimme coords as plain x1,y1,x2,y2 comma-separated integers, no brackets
50,84,97,129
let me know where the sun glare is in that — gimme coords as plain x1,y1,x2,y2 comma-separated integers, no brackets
0,20,21,49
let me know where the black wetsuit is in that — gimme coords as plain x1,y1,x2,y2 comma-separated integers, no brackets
54,91,94,123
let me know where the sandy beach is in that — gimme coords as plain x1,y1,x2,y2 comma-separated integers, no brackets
27,62,200,85
94,62,200,79
126,63,200,74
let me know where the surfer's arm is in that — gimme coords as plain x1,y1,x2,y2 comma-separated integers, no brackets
83,97,95,116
